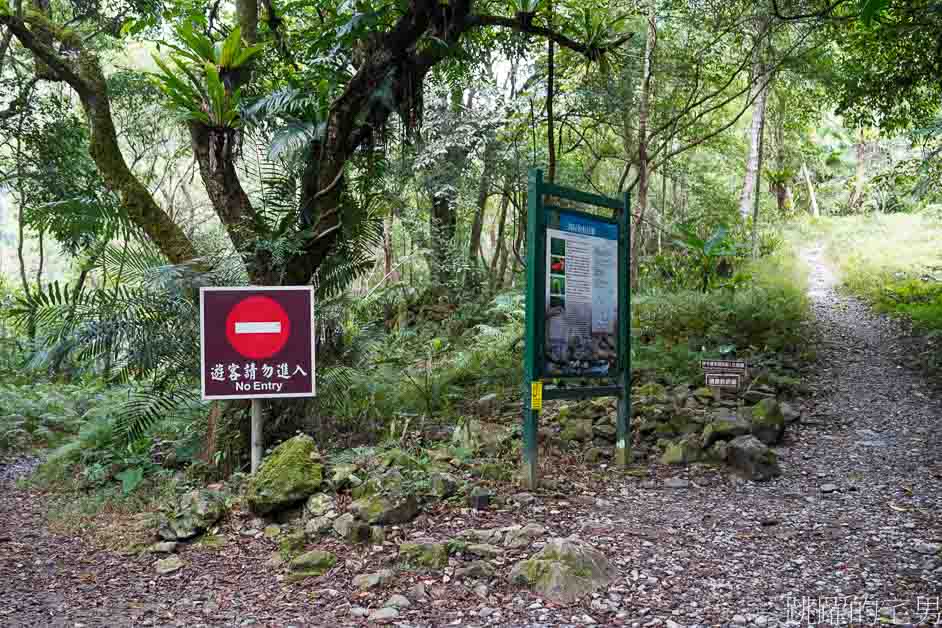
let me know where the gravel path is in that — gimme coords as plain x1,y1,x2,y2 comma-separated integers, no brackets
1,247,940,627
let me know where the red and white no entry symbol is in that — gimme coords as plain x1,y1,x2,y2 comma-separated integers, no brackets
225,296,291,359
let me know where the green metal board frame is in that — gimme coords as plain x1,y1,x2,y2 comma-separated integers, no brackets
522,168,631,489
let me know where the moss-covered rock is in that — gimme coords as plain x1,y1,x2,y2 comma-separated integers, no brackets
380,449,421,470
429,472,459,498
509,537,615,604
749,398,786,445
471,462,511,481
156,489,226,541
660,436,703,465
278,529,306,559
399,540,450,569
560,418,593,443
246,435,323,515
304,493,335,518
329,464,362,490
287,550,336,581
702,414,750,448
349,494,420,525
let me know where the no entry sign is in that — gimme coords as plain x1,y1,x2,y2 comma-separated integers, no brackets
200,287,315,400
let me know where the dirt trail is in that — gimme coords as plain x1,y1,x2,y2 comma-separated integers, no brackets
1,247,941,627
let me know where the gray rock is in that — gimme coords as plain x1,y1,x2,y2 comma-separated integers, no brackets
780,402,800,424
384,594,411,609
469,486,492,510
409,582,429,601
332,513,356,537
664,477,690,489
149,541,178,553
510,536,615,604
466,543,503,558
456,560,496,579
352,569,395,590
820,483,839,494
349,607,369,617
368,607,399,622
305,515,334,537
727,435,781,481
155,556,183,575
914,541,941,555
504,523,546,548
511,492,537,506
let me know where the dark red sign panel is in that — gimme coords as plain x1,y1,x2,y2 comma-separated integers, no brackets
200,287,315,400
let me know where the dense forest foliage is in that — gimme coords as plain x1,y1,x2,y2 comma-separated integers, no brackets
2,0,942,506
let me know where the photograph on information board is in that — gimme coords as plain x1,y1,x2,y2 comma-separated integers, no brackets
544,211,618,377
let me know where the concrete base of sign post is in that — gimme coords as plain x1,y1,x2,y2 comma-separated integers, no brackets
251,399,263,474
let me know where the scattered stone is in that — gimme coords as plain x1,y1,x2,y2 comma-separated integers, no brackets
332,513,355,537
384,594,411,609
429,472,459,498
287,550,336,580
305,515,333,537
155,556,183,575
466,543,503,558
156,489,226,541
510,537,615,604
329,464,362,490
349,607,369,617
149,541,178,553
663,477,690,489
453,419,510,455
914,541,941,555
367,607,399,622
263,524,281,539
245,435,324,515
511,492,537,506
504,523,546,548
820,483,839,494
399,540,449,569
456,560,496,579
409,582,429,601
352,569,395,590
468,486,492,510
304,493,335,518
727,435,781,481
666,621,684,628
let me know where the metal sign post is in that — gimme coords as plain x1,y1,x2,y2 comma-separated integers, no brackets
522,169,631,489
200,286,316,473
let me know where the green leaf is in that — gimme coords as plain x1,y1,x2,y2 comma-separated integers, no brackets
859,0,887,24
219,26,242,67
116,466,144,495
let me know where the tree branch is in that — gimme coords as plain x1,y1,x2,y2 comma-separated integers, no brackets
467,14,633,58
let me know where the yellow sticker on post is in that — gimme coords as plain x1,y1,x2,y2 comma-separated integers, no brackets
530,381,543,410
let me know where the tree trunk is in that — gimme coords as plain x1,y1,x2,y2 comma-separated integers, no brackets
850,128,867,209
466,134,498,291
631,2,656,290
801,162,820,217
739,68,772,220
383,213,396,283
750,103,766,259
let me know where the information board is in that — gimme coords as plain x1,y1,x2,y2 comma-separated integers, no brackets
544,212,619,377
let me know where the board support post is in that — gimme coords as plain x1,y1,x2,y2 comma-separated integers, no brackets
615,189,632,467
251,399,263,474
522,169,545,490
